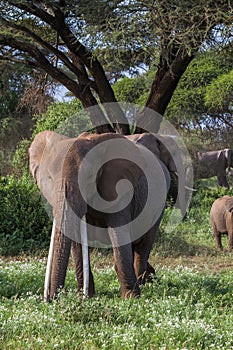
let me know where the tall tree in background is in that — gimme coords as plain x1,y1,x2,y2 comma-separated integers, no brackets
0,61,53,174
0,0,232,134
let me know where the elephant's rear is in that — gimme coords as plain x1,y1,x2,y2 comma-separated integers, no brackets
210,196,231,233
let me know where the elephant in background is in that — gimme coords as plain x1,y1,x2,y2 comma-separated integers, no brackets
196,148,233,188
210,196,233,251
29,130,171,300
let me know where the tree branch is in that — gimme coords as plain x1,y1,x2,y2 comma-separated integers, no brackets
0,35,83,94
6,1,130,133
0,14,98,93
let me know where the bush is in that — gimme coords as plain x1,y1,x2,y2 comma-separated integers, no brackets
0,174,51,256
113,76,146,104
33,98,92,136
12,99,92,176
189,183,232,218
12,139,31,177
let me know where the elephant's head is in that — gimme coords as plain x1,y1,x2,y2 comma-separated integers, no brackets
127,133,177,173
127,133,188,217
224,148,233,172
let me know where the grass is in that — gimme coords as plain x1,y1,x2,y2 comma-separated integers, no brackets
1,181,233,349
1,256,233,349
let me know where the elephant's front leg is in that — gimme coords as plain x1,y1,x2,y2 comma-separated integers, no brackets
112,243,140,298
227,233,233,252
49,226,72,300
217,172,229,189
71,241,95,297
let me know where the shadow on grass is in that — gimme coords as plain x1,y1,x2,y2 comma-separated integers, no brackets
148,270,233,306
153,230,217,258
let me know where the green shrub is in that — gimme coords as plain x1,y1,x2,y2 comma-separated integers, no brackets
12,139,31,177
33,98,92,136
113,76,146,104
0,174,51,256
12,99,92,176
189,184,232,220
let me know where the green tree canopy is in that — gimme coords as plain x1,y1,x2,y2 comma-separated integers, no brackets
166,51,232,128
0,62,26,119
0,1,232,134
205,70,233,118
112,48,233,148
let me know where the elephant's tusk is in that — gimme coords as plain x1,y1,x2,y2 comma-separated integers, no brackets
174,171,196,191
44,219,56,302
185,185,197,191
80,215,89,298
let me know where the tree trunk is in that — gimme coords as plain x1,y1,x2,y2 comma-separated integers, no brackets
146,53,194,114
135,51,195,134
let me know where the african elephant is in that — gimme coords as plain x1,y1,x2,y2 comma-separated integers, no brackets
29,130,171,300
196,149,233,188
210,196,233,251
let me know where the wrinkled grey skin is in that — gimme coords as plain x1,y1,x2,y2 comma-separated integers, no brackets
196,149,233,188
29,131,170,299
210,196,233,251
127,133,177,172
127,133,187,216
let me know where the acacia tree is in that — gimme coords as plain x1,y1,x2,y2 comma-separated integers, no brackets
0,0,232,134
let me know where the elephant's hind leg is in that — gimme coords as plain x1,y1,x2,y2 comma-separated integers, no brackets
112,243,140,298
211,221,223,251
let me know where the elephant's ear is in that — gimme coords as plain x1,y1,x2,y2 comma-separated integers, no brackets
226,197,233,212
29,131,53,183
29,130,67,183
156,136,177,172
